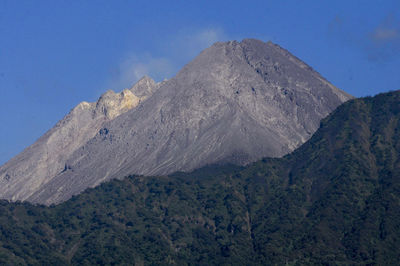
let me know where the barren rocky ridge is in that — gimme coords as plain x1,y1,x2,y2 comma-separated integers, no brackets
0,76,160,201
0,39,352,205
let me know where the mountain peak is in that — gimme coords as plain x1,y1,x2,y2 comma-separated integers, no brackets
129,75,157,98
95,89,140,119
0,39,353,205
242,38,266,45
209,38,278,50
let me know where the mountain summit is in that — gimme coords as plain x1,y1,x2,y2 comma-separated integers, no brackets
0,39,352,204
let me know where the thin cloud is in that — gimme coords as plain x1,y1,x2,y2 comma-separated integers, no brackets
329,13,400,63
370,14,400,42
174,28,229,59
118,54,175,88
367,14,400,62
107,27,229,91
371,28,399,42
105,53,176,92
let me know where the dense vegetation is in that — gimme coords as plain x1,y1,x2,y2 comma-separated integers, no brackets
0,91,399,265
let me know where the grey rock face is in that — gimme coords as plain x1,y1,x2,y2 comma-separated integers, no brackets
0,39,352,205
0,76,158,202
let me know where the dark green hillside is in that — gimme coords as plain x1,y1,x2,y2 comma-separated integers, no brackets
0,91,399,265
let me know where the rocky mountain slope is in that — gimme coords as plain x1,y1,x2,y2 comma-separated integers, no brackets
0,39,352,205
0,90,398,265
0,76,159,201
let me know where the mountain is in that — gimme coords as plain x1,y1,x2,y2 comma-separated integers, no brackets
0,90,398,265
0,39,352,205
0,76,159,202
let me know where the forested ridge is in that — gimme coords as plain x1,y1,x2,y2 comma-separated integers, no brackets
0,91,399,265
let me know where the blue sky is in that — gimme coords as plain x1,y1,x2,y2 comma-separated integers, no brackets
0,0,399,165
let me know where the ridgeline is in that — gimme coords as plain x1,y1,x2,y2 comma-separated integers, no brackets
0,91,399,265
